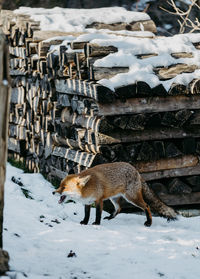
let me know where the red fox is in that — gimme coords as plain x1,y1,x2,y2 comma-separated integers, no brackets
53,162,177,226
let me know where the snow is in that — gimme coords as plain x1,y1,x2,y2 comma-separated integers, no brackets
13,6,200,92
90,33,200,90
3,163,200,279
14,7,150,33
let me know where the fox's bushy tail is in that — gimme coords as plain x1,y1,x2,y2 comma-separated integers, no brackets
142,181,177,220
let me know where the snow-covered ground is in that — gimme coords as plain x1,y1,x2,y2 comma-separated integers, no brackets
3,163,200,279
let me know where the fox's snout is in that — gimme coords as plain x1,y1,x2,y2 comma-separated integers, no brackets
52,190,61,195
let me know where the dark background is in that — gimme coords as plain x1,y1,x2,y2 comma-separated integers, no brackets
1,1,199,35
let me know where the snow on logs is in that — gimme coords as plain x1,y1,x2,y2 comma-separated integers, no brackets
2,7,200,206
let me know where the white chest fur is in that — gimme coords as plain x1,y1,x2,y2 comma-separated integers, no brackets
67,191,95,205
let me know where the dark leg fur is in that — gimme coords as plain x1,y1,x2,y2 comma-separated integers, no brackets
104,212,117,220
144,207,152,227
80,205,91,225
93,200,103,225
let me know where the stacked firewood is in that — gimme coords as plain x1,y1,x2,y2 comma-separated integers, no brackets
2,8,200,207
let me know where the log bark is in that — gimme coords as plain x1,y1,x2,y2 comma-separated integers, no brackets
135,155,199,173
85,43,118,57
91,66,129,81
61,108,114,133
85,20,157,33
80,126,200,146
97,95,200,116
158,192,200,206
142,164,200,181
154,64,198,80
55,78,115,103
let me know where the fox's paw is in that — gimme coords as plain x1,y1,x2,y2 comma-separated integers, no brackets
167,216,178,222
144,221,152,227
92,221,100,225
104,214,114,220
80,220,88,225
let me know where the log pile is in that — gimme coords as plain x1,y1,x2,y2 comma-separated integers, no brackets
1,8,200,207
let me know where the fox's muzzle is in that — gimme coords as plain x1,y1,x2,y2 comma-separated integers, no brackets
52,190,66,203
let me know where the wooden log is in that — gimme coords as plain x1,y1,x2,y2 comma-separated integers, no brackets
189,111,200,125
171,52,194,59
168,178,192,194
186,176,200,192
52,132,117,155
49,166,67,180
81,126,200,146
9,58,28,70
9,124,26,140
135,155,199,173
182,138,196,155
76,97,99,115
61,108,114,133
154,64,198,80
188,79,200,95
9,69,28,76
38,38,67,57
8,137,20,153
193,42,200,50
151,84,167,96
161,109,193,128
52,133,81,149
84,43,118,57
91,66,129,81
55,79,115,103
52,146,106,167
32,31,84,42
165,142,182,158
122,114,146,130
115,81,152,99
11,76,26,87
9,46,26,58
97,95,200,116
168,83,189,95
70,41,88,50
136,53,158,59
85,20,157,33
158,192,200,206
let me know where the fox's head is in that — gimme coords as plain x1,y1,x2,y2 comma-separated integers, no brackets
52,174,91,203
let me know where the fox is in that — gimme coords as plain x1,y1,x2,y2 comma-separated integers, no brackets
52,162,177,226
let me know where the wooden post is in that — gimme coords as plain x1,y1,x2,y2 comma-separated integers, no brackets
0,27,10,274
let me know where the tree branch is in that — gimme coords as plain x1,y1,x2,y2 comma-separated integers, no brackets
161,0,200,33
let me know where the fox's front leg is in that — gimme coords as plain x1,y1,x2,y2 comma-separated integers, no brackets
93,200,103,225
80,205,91,225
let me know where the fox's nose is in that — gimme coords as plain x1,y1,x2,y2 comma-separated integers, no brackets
52,191,56,195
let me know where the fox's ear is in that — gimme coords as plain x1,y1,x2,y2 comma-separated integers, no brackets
78,175,91,187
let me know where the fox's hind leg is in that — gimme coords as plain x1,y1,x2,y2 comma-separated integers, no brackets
124,191,152,227
104,197,121,220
